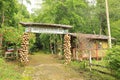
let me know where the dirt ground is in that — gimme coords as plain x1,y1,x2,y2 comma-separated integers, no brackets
22,53,84,80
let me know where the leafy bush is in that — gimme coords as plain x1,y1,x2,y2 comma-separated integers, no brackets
70,61,87,70
0,26,36,53
111,20,120,44
29,33,36,53
0,58,22,80
106,45,120,78
0,26,24,46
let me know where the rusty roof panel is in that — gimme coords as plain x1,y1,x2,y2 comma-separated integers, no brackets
69,33,115,40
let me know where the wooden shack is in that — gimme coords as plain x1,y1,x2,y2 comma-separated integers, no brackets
70,33,115,60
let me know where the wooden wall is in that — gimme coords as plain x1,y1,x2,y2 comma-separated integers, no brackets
71,39,109,60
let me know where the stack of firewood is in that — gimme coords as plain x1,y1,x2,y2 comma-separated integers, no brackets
64,34,71,64
19,33,29,64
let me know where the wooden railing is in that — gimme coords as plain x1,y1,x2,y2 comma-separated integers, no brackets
90,63,108,68
89,63,115,77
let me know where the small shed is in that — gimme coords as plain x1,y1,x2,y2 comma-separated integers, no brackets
69,33,115,60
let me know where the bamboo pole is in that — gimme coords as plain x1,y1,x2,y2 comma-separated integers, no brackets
105,0,112,48
89,50,92,71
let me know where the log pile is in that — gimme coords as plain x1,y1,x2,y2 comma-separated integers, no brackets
64,34,71,64
19,33,29,64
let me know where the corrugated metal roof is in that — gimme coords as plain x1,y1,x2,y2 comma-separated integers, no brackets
69,33,115,40
20,22,72,29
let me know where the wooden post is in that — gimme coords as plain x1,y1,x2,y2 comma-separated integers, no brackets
105,0,112,48
96,43,98,60
89,50,92,71
54,34,56,54
58,34,63,56
64,34,71,64
19,32,29,65
50,34,53,54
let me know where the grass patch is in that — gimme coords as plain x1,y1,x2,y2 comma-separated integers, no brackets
0,58,22,80
69,60,116,80
69,61,87,70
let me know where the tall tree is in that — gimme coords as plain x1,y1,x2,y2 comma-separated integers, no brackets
0,0,18,26
34,0,95,33
95,0,120,44
0,0,30,27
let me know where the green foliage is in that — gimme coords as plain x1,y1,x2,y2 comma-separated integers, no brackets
106,45,120,78
0,0,30,27
32,0,120,51
30,34,43,52
96,0,120,43
0,0,32,51
40,34,50,50
0,58,22,80
109,0,120,22
69,60,116,80
34,0,97,33
29,33,36,53
95,0,107,35
0,0,18,26
32,0,99,51
70,61,87,69
111,20,120,44
108,0,120,45
0,26,24,46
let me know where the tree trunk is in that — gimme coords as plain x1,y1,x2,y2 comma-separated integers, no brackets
1,11,5,26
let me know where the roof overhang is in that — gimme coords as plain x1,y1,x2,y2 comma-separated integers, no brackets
69,33,115,40
20,22,72,34
20,22,72,29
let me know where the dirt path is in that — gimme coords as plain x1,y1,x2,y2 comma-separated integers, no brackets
22,53,84,80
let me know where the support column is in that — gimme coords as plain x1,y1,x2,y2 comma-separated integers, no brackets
19,32,29,65
64,34,71,64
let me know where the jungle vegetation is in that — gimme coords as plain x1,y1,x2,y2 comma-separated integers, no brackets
0,0,120,79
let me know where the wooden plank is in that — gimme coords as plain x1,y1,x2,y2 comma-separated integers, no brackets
25,27,68,34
